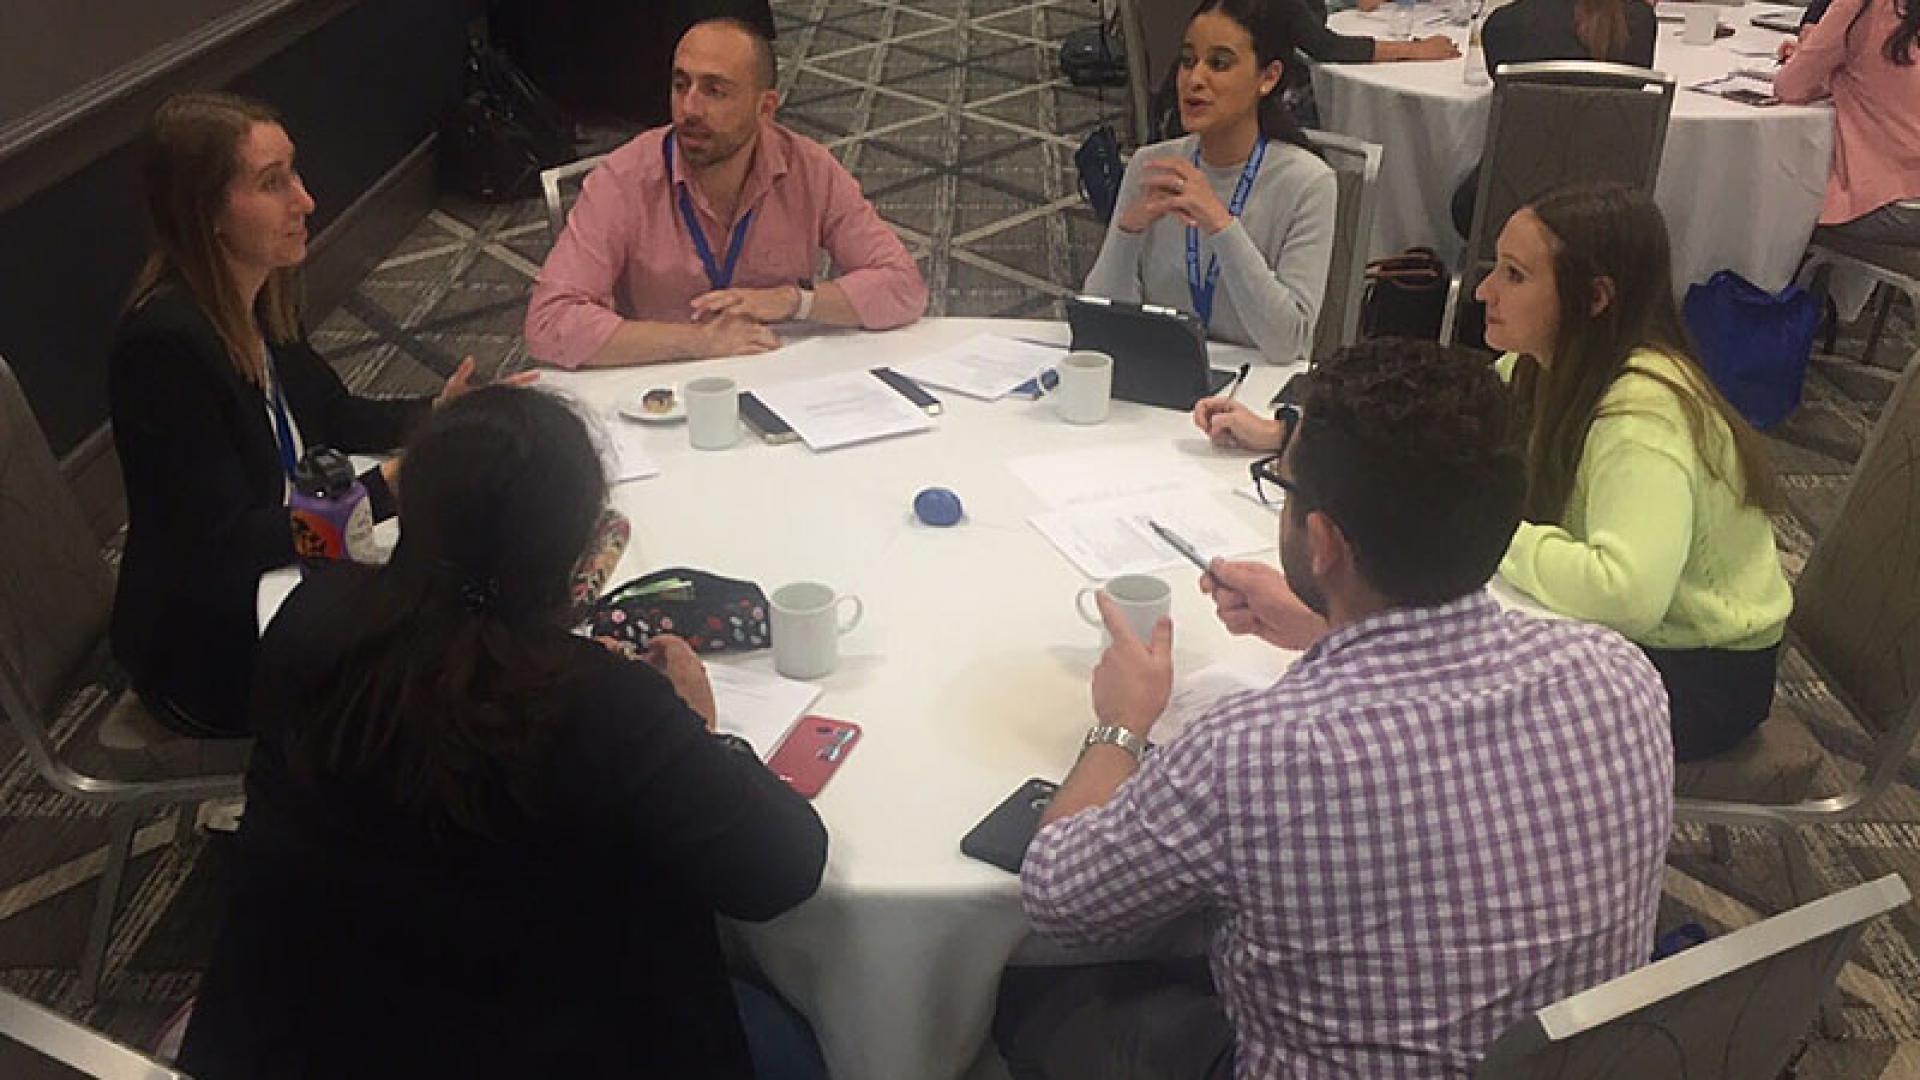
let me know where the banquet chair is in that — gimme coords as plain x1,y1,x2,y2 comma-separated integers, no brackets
0,355,247,1006
1302,130,1382,363
540,153,609,246
1674,354,1920,908
1442,61,1676,344
1472,873,1910,1079
1798,229,1920,372
0,987,187,1079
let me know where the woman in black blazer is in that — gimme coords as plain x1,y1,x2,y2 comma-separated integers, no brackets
110,92,506,736
179,385,829,1077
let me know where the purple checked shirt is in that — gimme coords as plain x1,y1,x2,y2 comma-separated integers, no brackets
1023,590,1674,1078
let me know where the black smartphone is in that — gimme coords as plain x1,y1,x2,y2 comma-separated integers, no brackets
961,778,1060,873
871,367,943,415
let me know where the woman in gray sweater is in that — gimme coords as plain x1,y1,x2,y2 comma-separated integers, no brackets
1084,0,1337,365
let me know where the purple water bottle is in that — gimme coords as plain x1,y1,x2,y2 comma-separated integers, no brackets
288,448,376,562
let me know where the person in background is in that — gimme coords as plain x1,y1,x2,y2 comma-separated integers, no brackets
1478,183,1793,760
525,17,927,369
995,338,1672,1077
1084,0,1341,365
110,91,516,738
1774,0,1920,245
179,386,829,1078
1449,0,1656,235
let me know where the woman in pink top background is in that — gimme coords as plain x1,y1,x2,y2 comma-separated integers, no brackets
1774,0,1920,245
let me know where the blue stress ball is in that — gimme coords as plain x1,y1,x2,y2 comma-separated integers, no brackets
914,487,964,527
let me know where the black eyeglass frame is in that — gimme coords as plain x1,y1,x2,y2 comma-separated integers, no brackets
1249,403,1304,508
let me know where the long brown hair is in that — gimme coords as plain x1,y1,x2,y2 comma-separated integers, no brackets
127,91,301,385
1572,0,1632,61
1506,183,1779,525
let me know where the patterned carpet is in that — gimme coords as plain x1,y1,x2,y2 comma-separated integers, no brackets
3,0,1919,1075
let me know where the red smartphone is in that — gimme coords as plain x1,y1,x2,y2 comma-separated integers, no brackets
766,716,862,798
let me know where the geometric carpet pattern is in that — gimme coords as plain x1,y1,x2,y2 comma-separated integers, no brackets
2,0,1918,1076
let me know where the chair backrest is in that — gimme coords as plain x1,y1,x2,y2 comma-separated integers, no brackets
1302,130,1383,363
539,154,609,246
1474,873,1911,1079
1460,62,1676,327
0,988,188,1079
1119,0,1191,145
0,355,115,728
1791,354,1920,764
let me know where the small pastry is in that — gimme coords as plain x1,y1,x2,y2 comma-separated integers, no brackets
642,388,677,414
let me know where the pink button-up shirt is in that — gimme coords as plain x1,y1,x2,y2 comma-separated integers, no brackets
1774,0,1920,225
525,122,928,368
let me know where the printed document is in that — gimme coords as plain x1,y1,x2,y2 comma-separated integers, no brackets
752,370,933,450
1030,491,1272,579
709,663,823,760
893,335,1060,400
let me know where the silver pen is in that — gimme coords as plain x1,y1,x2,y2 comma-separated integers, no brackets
1148,519,1211,576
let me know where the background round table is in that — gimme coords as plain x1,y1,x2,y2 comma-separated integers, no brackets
268,318,1300,1080
1310,2,1834,292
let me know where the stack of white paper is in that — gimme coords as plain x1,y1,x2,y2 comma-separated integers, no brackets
1030,491,1272,580
892,335,1061,401
751,370,933,450
708,663,823,760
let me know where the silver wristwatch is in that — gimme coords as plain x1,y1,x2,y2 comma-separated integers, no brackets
1082,724,1147,763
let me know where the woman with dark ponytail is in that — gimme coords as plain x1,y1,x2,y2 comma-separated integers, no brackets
1085,0,1339,364
180,386,828,1078
1775,0,1920,244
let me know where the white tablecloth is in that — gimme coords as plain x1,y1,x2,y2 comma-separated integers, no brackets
1310,2,1835,291
261,318,1297,1080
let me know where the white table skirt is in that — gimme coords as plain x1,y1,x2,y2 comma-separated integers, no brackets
262,318,1296,1080
1310,2,1835,292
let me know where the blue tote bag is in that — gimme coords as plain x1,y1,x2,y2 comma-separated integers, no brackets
1682,271,1823,430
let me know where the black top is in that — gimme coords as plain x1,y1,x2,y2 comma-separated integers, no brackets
108,284,430,732
1482,0,1658,74
1290,0,1377,66
178,566,829,1078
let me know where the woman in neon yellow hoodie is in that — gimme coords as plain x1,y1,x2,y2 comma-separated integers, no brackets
1477,183,1792,760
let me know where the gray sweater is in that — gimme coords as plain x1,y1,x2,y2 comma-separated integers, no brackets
1084,135,1337,365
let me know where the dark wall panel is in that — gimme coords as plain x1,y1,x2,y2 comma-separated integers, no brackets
0,0,468,456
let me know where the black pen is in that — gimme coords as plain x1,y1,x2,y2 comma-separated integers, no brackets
1224,362,1251,402
1149,519,1212,577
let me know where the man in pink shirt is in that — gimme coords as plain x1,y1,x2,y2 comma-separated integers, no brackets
525,18,929,369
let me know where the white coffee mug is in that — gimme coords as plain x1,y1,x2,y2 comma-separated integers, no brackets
1682,5,1717,45
771,581,865,679
1076,573,1171,644
685,376,740,450
1040,351,1112,425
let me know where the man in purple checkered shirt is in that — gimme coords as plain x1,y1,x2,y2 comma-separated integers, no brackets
996,340,1674,1079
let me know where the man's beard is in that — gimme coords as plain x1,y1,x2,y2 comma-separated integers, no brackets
676,123,753,169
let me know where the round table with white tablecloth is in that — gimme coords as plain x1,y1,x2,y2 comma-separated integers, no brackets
261,318,1297,1080
1310,1,1835,291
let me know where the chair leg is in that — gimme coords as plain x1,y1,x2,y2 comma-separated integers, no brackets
74,809,137,1007
1708,824,1734,864
1776,827,1846,1037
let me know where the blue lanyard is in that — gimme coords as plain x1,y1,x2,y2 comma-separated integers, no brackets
665,133,755,291
1185,137,1268,329
265,355,298,480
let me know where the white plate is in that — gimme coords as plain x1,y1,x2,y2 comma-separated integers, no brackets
618,389,687,424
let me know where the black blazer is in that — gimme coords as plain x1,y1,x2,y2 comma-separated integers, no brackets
179,567,829,1078
1482,0,1658,74
108,284,430,732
